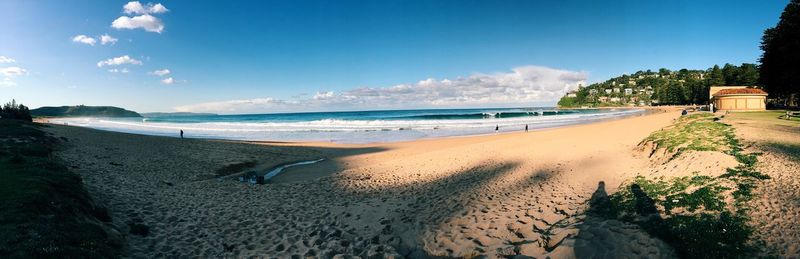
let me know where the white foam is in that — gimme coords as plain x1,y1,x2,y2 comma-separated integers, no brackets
49,109,644,143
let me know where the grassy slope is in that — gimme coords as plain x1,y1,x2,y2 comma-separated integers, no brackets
606,112,770,258
0,120,121,258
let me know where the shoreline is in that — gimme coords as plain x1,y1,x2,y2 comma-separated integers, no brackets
37,107,659,145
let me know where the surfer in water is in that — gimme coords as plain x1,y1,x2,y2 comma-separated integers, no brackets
180,130,184,139
525,124,528,132
495,125,499,133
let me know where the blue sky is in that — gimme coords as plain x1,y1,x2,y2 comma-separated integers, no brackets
0,0,788,114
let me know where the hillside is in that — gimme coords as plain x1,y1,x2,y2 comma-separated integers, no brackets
558,63,760,108
31,105,141,117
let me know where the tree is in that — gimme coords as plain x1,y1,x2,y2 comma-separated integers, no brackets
0,99,32,121
657,82,686,105
721,63,740,85
708,65,726,86
737,63,759,86
760,0,800,99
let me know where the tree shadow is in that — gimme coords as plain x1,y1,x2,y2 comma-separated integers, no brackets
763,141,800,161
327,158,569,257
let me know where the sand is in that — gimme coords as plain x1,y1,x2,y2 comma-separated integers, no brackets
44,111,684,258
722,113,800,257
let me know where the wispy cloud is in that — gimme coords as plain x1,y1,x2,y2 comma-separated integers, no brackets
0,56,17,64
100,34,119,45
96,55,143,67
108,68,129,73
175,65,587,113
112,2,169,33
0,66,28,88
150,69,170,76
71,34,119,46
160,77,187,85
0,67,28,77
72,35,97,46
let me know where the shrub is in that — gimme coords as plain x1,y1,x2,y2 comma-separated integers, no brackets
0,99,32,121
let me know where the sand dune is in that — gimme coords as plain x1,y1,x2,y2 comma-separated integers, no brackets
45,110,682,258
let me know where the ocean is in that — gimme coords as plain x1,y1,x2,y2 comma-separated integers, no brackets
51,107,645,143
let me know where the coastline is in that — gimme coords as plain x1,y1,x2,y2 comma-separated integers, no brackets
38,107,654,144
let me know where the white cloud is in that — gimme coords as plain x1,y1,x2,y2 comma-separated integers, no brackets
108,68,129,73
150,69,170,76
123,1,169,15
161,77,175,84
174,65,587,113
96,55,143,67
160,77,186,85
0,56,15,64
0,67,27,78
0,78,16,87
72,35,97,46
313,91,335,100
112,14,165,33
114,2,168,33
148,3,169,14
100,34,119,45
0,66,28,87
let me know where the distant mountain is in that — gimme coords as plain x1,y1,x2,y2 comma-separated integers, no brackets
141,112,217,117
31,105,141,117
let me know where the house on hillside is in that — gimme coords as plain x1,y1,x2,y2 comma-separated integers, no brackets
604,89,612,94
709,86,767,111
624,88,633,95
566,91,578,98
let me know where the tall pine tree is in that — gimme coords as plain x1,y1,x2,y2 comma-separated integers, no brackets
708,65,726,86
760,0,800,99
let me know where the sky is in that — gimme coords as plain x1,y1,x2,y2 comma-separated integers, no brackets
0,0,789,114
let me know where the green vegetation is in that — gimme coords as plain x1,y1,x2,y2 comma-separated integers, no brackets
0,120,121,258
557,64,760,108
760,0,800,102
602,112,769,258
0,99,32,121
642,113,734,159
31,105,141,117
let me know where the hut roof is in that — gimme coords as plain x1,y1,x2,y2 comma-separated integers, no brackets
713,88,767,96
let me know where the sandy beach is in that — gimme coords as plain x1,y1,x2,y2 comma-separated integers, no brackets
38,109,690,258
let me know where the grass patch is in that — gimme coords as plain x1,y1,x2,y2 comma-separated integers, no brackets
0,120,121,258
643,113,737,159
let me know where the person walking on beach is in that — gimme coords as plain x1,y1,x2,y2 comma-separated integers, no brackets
525,124,528,132
495,125,499,133
180,129,184,139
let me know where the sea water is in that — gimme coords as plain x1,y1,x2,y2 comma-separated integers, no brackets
51,107,645,143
